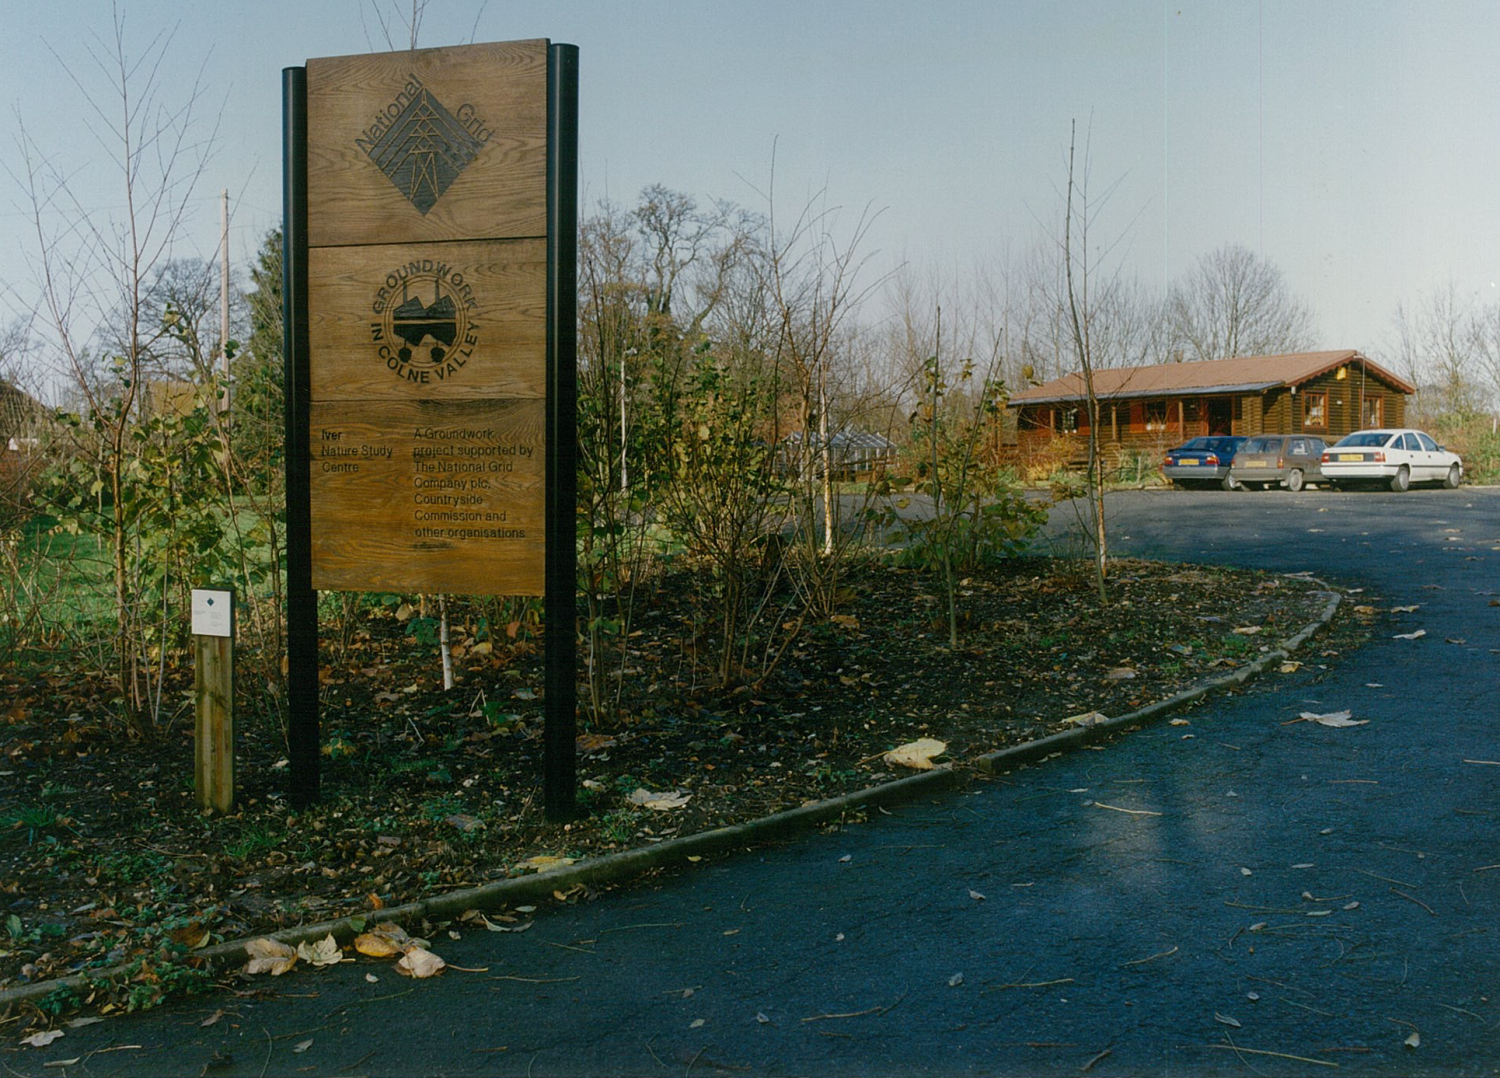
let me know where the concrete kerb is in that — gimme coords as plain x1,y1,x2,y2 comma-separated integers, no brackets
0,582,1343,1013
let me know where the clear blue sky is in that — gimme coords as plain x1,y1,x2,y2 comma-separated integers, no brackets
3,0,1498,358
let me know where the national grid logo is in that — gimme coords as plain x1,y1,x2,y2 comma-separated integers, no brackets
356,73,492,214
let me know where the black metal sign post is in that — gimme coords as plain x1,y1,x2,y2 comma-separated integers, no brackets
544,43,579,821
282,65,320,809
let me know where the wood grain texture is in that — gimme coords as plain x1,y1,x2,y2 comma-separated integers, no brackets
309,238,545,401
307,39,547,247
194,634,234,814
309,398,545,595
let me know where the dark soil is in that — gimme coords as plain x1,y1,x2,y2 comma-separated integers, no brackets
0,556,1366,1014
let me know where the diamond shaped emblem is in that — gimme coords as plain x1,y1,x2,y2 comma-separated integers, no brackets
363,89,483,214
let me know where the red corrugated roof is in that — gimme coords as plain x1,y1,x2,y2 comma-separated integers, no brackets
1008,350,1415,405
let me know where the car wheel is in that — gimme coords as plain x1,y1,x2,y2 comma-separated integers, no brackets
1389,465,1410,493
1444,464,1461,489
1285,469,1304,493
1221,475,1240,491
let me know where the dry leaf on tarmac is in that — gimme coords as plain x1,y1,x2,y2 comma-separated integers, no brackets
296,934,344,967
883,738,947,769
1062,712,1107,727
1393,629,1427,640
353,923,414,958
20,1030,64,1048
395,946,446,978
1279,660,1303,674
628,788,691,811
1298,710,1368,727
1405,1031,1421,1048
1391,605,1420,613
244,937,297,976
1232,626,1262,635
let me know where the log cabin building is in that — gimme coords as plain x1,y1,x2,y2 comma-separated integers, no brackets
1007,350,1414,468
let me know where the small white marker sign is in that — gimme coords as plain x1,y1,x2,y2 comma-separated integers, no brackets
191,589,234,638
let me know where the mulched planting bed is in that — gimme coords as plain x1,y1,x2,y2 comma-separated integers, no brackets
0,555,1366,1010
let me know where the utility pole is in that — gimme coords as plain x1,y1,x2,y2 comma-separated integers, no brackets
220,189,231,417
621,347,634,494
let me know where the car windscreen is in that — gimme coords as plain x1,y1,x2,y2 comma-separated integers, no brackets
1242,437,1280,452
1333,432,1395,448
1178,438,1216,450
1206,438,1243,454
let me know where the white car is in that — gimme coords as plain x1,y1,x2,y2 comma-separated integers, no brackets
1319,428,1463,492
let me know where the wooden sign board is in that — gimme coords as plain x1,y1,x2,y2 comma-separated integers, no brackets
304,40,550,595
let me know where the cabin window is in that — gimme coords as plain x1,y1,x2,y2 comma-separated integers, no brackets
1302,391,1327,429
1362,395,1383,428
1144,401,1167,432
1057,407,1079,433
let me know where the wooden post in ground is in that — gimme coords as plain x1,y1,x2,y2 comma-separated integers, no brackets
192,588,235,814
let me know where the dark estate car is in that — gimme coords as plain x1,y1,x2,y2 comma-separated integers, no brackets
1229,434,1327,491
1162,436,1247,490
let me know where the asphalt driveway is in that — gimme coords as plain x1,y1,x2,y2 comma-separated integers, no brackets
7,487,1498,1077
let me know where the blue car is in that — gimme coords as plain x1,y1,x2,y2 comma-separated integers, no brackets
1162,436,1248,490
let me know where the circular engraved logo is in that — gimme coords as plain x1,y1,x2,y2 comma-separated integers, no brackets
370,260,479,387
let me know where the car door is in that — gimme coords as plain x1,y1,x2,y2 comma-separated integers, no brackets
1414,432,1444,480
1305,438,1326,479
1398,432,1425,479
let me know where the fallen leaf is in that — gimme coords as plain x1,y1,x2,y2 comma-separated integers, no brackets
1393,629,1427,641
756,1012,771,1024
1391,605,1420,613
244,937,297,976
353,923,413,958
576,734,617,754
1215,1013,1241,1028
1352,604,1378,615
628,788,691,811
1298,710,1368,727
21,1030,64,1048
949,972,964,987
365,973,379,983
293,1039,314,1054
445,813,484,833
296,934,344,967
1062,712,1107,727
201,1010,225,1028
1106,667,1137,680
1169,718,1191,726
689,1018,706,1029
883,738,947,769
1232,626,1262,635
514,854,577,873
168,922,211,949
1405,1031,1421,1049
1278,661,1303,674
395,946,446,978
968,890,985,901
